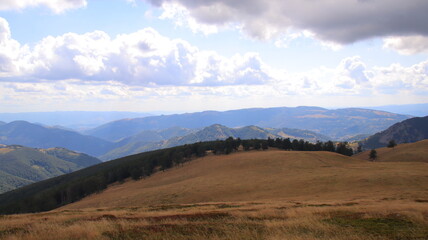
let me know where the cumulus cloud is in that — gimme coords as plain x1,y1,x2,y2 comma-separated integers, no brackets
0,17,272,86
383,36,428,55
0,0,87,13
1,17,428,111
145,0,428,44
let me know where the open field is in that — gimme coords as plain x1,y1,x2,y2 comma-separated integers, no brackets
1,199,428,240
354,139,428,163
1,144,427,239
65,150,428,209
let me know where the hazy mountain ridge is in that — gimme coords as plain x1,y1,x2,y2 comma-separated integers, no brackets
0,111,153,131
361,116,428,149
0,145,102,193
100,124,332,160
0,121,114,157
87,106,410,141
369,103,428,117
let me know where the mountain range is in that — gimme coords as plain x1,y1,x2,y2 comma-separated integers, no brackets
101,124,331,160
0,107,414,160
0,145,101,193
86,106,410,141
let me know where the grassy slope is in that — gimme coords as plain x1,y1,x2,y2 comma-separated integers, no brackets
353,139,428,162
65,149,428,209
2,200,428,240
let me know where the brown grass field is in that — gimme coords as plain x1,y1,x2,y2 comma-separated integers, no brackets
1,143,428,239
353,139,428,163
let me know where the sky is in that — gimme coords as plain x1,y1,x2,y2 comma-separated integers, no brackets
0,0,428,113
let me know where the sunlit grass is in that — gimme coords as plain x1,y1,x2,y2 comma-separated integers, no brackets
1,199,427,240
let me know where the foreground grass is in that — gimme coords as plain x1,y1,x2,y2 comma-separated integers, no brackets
1,199,427,240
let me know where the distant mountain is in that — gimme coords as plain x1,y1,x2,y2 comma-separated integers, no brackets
117,127,195,144
344,134,372,142
0,111,152,131
0,121,5,126
0,145,101,193
86,106,410,141
369,103,428,117
100,124,331,160
362,116,428,149
0,121,114,157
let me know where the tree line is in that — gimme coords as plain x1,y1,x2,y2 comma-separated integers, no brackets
0,137,353,214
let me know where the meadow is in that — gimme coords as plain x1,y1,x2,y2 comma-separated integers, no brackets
1,199,427,240
1,144,428,239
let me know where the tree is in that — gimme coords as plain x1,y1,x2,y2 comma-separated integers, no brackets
387,139,397,148
261,141,268,150
356,144,362,153
369,149,377,161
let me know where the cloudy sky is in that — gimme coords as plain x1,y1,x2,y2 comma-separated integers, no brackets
0,0,427,113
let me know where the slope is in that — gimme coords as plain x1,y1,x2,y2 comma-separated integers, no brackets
0,121,114,156
86,106,410,141
0,145,102,193
66,150,428,209
354,139,428,163
361,116,428,149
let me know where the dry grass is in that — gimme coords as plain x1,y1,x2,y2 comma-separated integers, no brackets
64,150,428,209
1,200,427,240
2,147,428,239
354,139,428,162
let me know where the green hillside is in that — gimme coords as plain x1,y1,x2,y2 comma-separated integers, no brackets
0,145,101,193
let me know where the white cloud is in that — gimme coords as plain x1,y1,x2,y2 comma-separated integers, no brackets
145,0,428,44
1,17,428,112
0,18,28,77
0,17,272,86
0,0,87,13
383,36,428,55
159,3,220,35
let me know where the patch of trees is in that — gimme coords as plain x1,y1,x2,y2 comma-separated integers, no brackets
0,138,353,215
387,140,397,148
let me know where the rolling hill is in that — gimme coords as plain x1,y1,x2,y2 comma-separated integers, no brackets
0,121,114,157
0,145,101,193
66,149,428,209
1,135,426,215
361,116,428,149
354,139,428,163
86,106,410,141
101,124,331,160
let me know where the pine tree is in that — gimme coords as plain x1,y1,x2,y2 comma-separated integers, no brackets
387,139,397,148
369,149,377,161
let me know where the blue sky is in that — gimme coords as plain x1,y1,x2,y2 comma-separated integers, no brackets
0,0,427,113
